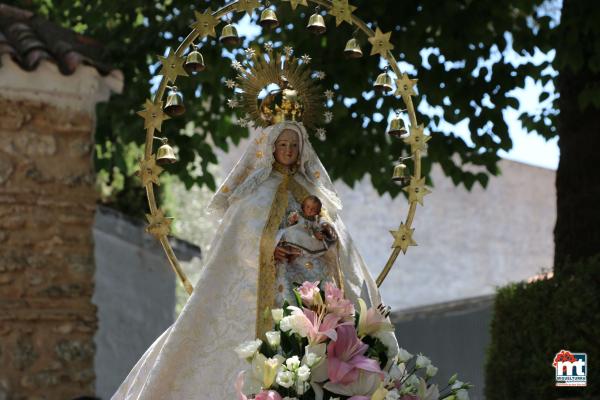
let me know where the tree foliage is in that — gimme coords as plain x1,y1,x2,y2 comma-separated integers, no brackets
13,0,564,200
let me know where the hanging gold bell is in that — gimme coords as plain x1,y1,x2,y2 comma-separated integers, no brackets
344,38,363,59
387,116,408,138
374,71,394,94
164,87,185,117
156,140,177,165
392,162,408,184
220,23,241,46
260,8,279,29
307,12,326,35
184,45,205,74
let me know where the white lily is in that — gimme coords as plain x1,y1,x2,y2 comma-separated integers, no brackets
357,298,395,338
417,377,440,400
426,364,438,378
397,348,413,363
242,353,284,393
271,308,284,323
416,354,431,369
324,370,382,397
265,331,281,349
235,339,263,361
303,343,328,382
371,382,388,400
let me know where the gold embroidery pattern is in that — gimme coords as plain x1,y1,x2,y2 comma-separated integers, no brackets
257,173,291,339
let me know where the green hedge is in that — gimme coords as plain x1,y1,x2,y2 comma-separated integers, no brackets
485,257,600,400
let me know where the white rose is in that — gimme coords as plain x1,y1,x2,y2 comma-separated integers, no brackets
397,348,413,363
234,339,262,360
426,364,438,378
295,380,309,395
272,308,284,323
265,331,281,348
286,355,301,371
456,389,470,400
405,373,420,388
388,362,406,381
296,365,311,382
303,352,321,368
276,370,294,388
279,316,293,332
416,354,431,369
451,380,464,390
385,389,401,400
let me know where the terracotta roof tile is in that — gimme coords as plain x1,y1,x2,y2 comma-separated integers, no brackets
0,3,116,76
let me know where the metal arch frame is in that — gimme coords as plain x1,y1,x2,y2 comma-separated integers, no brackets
142,0,423,295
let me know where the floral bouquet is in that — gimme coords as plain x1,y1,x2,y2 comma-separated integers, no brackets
235,281,472,400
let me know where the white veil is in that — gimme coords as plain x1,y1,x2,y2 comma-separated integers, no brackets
208,121,342,218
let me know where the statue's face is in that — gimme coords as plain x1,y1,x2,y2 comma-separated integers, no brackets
274,129,300,166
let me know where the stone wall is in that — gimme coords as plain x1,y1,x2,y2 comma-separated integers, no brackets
0,97,97,399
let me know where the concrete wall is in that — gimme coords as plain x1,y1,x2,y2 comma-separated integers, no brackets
392,295,495,400
92,206,201,399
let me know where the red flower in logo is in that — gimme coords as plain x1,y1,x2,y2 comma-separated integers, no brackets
553,350,576,367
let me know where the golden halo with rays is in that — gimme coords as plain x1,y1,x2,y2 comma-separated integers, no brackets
235,48,325,131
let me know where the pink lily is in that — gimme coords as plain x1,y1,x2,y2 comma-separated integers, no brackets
288,306,349,345
324,282,355,320
357,299,394,338
254,390,283,400
297,281,322,307
235,371,248,400
327,325,383,385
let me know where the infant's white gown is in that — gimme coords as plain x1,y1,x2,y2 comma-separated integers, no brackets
112,121,397,400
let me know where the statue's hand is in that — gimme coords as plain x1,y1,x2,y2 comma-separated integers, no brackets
274,245,289,262
274,245,301,263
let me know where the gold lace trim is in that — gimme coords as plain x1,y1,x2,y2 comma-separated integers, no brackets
257,172,292,339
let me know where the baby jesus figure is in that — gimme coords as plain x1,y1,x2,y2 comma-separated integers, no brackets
276,195,338,263
275,195,339,303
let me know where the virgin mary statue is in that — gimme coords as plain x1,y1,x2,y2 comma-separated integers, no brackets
112,121,398,399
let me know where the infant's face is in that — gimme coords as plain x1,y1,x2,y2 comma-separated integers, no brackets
302,199,320,217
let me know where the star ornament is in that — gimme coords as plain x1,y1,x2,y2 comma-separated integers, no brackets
237,0,260,16
368,28,394,57
137,99,170,132
403,176,431,206
139,155,164,187
191,8,219,38
145,209,174,239
390,223,417,254
158,49,188,83
395,73,418,98
329,0,357,26
284,0,308,10
403,124,430,153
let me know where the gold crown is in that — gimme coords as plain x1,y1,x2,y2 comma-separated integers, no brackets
259,77,304,125
232,47,324,130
